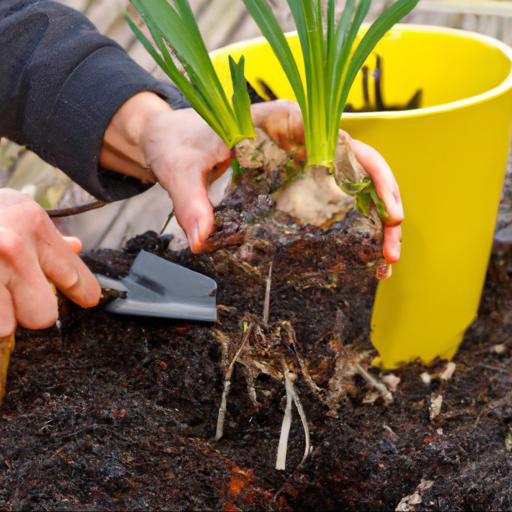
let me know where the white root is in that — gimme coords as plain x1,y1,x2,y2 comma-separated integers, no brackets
263,262,273,326
291,380,312,467
276,365,312,471
355,363,394,405
215,323,254,441
276,370,295,471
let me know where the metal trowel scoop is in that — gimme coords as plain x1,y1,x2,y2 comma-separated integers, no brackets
95,250,217,322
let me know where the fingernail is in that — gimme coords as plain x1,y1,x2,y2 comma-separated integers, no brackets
188,222,201,253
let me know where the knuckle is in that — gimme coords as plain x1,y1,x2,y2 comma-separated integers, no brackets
22,201,47,230
0,230,25,261
58,266,80,291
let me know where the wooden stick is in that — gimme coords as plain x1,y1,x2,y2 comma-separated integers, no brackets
0,335,15,405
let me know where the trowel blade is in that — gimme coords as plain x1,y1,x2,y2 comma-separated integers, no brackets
104,251,217,322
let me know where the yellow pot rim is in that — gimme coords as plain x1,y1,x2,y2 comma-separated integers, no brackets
212,23,512,119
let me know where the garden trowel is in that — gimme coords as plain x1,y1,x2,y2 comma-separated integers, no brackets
95,250,217,322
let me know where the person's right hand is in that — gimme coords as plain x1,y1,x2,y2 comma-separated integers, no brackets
0,189,101,337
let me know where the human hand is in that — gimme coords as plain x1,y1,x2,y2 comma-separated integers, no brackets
0,189,101,337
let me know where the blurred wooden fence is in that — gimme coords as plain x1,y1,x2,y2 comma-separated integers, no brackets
0,0,511,248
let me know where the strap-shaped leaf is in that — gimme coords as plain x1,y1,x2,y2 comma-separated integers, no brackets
129,0,255,148
229,56,256,139
242,0,307,116
341,0,419,107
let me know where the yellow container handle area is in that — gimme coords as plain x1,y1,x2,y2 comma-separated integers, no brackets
211,25,512,368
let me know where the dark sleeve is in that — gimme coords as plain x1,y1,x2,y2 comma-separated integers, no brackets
0,0,188,201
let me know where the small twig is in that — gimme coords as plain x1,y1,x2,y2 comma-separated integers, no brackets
159,209,174,235
46,200,108,218
263,261,273,326
477,363,512,377
215,322,254,441
355,363,393,404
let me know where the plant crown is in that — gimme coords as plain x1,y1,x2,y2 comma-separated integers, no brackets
242,0,419,170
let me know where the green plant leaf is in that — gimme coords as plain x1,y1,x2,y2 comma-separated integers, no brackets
129,0,255,148
355,191,372,217
341,0,419,108
229,56,257,139
340,177,372,194
369,185,389,220
241,1,307,117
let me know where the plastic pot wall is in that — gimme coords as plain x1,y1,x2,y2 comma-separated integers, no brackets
211,25,512,368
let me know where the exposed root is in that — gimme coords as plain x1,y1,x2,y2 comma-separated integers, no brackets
0,335,15,405
355,363,394,405
263,262,273,326
276,362,312,471
290,376,312,468
215,322,254,441
325,343,367,417
279,321,324,400
241,367,260,408
276,366,295,471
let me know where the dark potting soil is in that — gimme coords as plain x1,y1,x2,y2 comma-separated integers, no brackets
3,239,512,512
2,167,512,510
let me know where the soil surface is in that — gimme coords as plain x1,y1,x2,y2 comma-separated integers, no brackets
1,157,512,511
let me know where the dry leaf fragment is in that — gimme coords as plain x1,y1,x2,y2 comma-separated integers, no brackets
420,372,432,386
429,394,443,421
395,479,434,512
382,373,401,393
440,362,456,381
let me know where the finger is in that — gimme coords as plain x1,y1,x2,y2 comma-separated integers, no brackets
0,248,59,330
253,101,305,151
163,164,215,253
37,228,100,308
383,224,402,264
348,138,404,225
64,236,82,255
0,284,15,337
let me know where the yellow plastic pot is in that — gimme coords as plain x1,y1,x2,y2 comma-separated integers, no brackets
211,25,512,368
